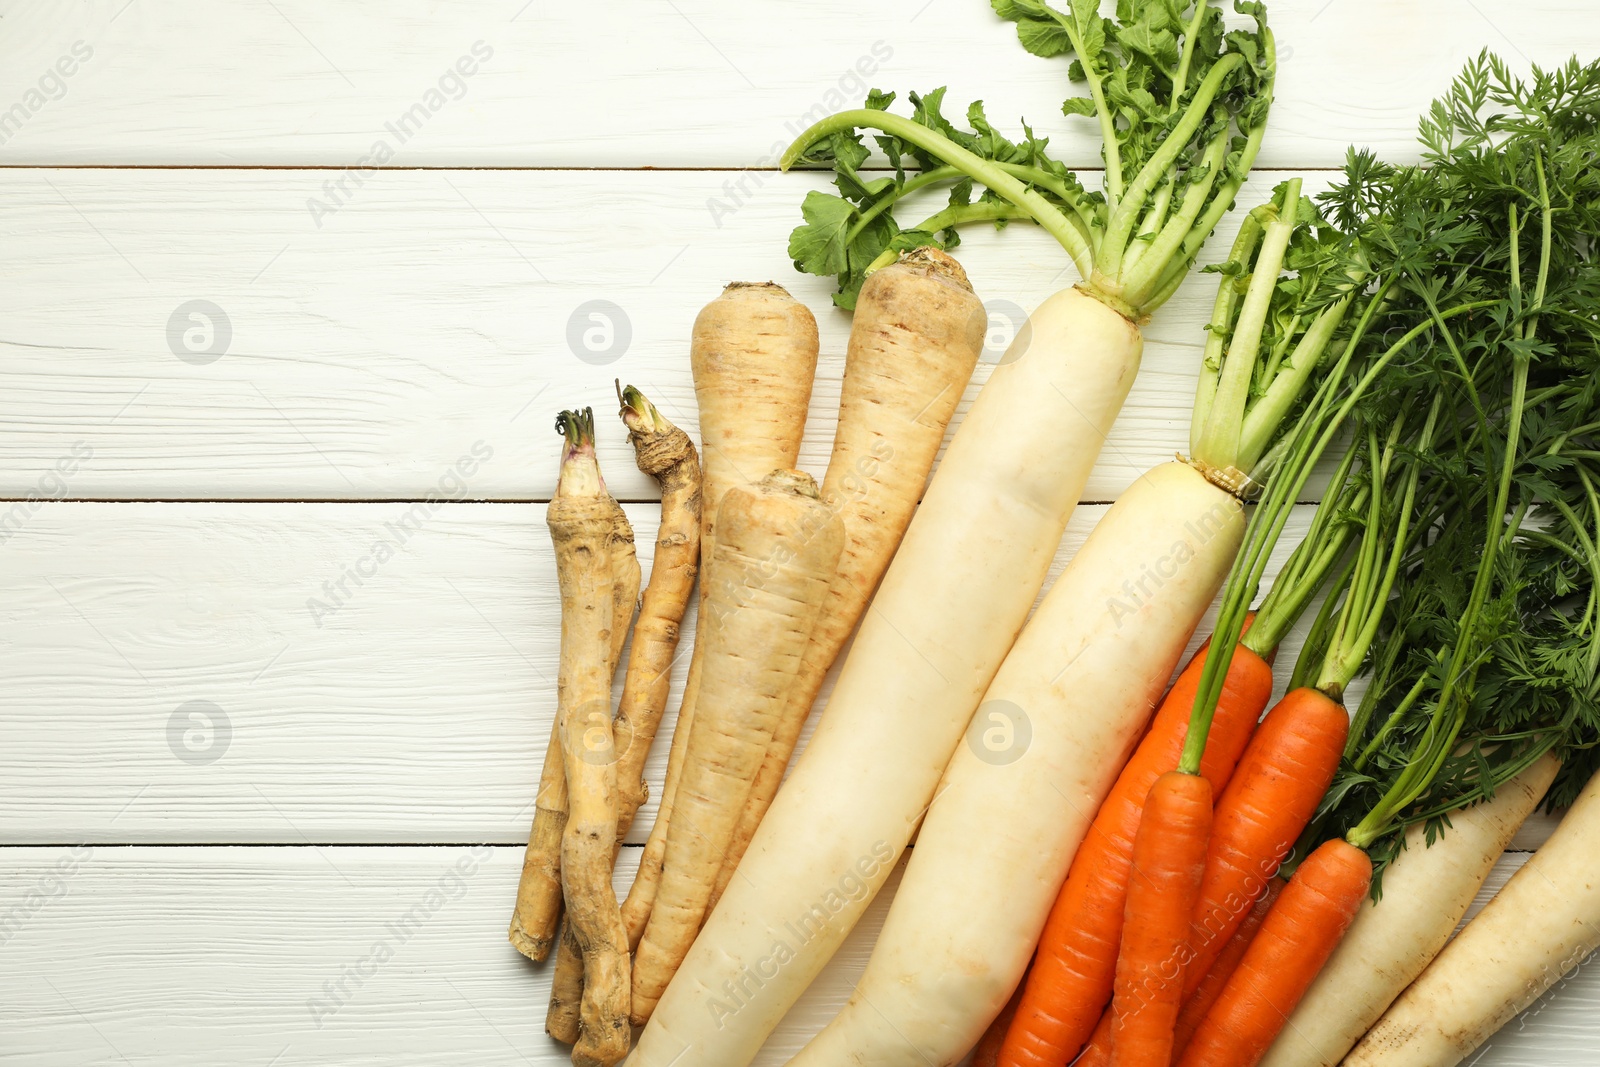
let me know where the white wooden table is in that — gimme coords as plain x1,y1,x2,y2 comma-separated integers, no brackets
1,2,1596,1064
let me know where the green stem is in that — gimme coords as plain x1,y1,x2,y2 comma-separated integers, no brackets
1237,298,1353,470
843,165,963,245
1247,443,1366,658
1129,89,1274,314
1284,549,1359,693
1317,401,1438,699
783,110,1095,281
861,200,1035,274
1193,180,1299,471
1179,293,1496,777
1122,132,1227,307
1095,52,1245,285
1190,211,1268,457
1048,5,1123,209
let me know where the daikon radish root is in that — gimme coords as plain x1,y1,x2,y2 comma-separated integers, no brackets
786,462,1243,1067
621,282,817,945
537,410,629,1066
1344,761,1600,1067
782,177,1340,1067
709,246,984,908
1261,753,1558,1067
548,386,704,1041
631,469,844,1022
511,414,635,963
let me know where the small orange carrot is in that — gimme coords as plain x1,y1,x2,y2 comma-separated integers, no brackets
999,644,1272,1067
1177,840,1372,1067
1108,770,1214,1067
1172,879,1282,1061
1076,879,1283,1067
1183,687,1349,984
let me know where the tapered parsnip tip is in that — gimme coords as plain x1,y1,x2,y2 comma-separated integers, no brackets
892,246,975,291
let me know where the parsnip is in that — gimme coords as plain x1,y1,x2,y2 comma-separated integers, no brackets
631,469,844,1022
621,282,817,946
710,247,985,908
627,286,1142,1067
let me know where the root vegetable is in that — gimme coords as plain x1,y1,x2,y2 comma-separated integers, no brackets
549,386,705,1040
629,470,843,1020
629,284,1142,1067
1182,688,1350,979
1178,840,1372,1067
511,416,635,964
1262,753,1558,1067
1174,879,1282,1061
1344,759,1600,1067
1002,637,1271,1067
709,246,984,909
785,462,1243,1067
1110,770,1215,1067
628,6,1276,1061
621,282,817,947
540,410,630,1066
612,386,702,838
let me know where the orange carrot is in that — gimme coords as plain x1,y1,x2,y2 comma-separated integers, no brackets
1172,878,1281,1061
1177,840,1372,1067
1076,879,1283,1067
1183,687,1348,985
999,645,1273,1067
1108,770,1214,1067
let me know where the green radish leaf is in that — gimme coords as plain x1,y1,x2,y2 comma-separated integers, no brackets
787,191,859,277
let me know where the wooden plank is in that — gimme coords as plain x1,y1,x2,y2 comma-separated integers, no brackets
0,1,1582,168
0,167,1314,502
0,846,1578,1066
0,845,901,1066
0,500,1325,844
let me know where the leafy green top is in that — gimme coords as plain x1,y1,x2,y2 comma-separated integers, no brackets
782,0,1275,314
1273,54,1600,881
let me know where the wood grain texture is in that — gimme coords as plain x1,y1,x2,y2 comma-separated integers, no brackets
0,846,902,1066
0,1,1582,168
0,500,1352,845
0,847,1581,1067
0,168,1312,502
2,0,1594,1059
